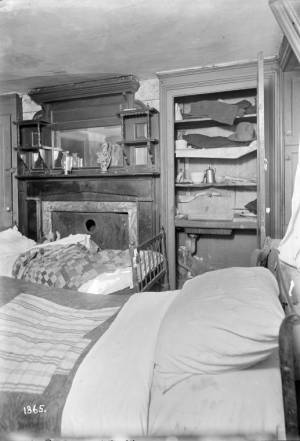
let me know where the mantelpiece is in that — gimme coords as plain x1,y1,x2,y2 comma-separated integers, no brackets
17,75,160,175
17,75,161,242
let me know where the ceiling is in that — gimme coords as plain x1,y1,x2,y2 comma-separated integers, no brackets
0,0,283,95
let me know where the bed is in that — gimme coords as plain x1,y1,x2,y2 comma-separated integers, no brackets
0,260,294,440
0,199,169,295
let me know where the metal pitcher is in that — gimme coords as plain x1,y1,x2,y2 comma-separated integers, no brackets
203,165,216,184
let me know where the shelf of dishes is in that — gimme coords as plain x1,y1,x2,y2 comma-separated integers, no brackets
16,147,84,174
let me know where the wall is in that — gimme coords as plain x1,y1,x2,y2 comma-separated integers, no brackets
22,94,41,119
135,78,159,110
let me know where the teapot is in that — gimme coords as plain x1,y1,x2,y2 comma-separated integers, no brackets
203,165,216,184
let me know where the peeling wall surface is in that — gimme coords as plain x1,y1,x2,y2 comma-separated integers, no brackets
0,0,282,95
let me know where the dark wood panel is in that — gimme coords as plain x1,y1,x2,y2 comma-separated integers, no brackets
51,103,123,125
18,175,159,245
23,177,154,201
0,94,22,229
52,211,129,249
28,75,139,105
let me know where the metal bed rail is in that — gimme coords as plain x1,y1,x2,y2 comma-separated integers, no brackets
129,227,169,292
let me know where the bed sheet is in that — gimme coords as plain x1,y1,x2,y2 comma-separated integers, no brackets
78,266,133,294
148,349,285,439
61,289,179,437
78,249,163,294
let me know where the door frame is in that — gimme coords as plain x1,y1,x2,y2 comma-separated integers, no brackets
0,93,22,228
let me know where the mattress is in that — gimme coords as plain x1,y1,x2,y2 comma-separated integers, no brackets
148,350,285,438
61,289,179,437
61,277,285,438
0,268,286,439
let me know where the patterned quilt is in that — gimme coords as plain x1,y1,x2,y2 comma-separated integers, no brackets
0,276,131,435
12,243,132,290
11,243,163,292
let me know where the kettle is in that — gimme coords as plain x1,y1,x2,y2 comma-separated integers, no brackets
203,165,216,184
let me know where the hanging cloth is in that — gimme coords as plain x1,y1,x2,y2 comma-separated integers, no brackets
278,144,300,268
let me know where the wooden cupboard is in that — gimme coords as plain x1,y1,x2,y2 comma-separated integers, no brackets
0,94,22,229
158,56,282,289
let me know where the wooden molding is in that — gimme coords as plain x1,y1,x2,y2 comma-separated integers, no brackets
28,75,140,105
157,58,279,96
279,36,294,70
157,57,278,80
270,0,300,64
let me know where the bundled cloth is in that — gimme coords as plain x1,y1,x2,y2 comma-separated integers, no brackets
278,145,300,269
183,122,256,149
182,99,256,125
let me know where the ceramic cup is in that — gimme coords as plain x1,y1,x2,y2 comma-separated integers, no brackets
190,171,204,184
175,139,188,149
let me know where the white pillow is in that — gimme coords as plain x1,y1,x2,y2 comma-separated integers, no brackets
153,267,284,392
79,267,133,295
32,234,93,250
0,227,36,277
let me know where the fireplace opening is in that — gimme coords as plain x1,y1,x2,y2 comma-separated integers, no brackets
85,218,97,233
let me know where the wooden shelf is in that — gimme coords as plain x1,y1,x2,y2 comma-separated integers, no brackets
174,114,256,125
175,181,257,189
119,107,158,117
17,168,160,180
15,145,61,152
14,120,51,127
175,144,257,159
175,217,257,230
122,138,158,145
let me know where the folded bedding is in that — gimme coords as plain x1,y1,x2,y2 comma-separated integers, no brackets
0,276,132,435
0,266,285,438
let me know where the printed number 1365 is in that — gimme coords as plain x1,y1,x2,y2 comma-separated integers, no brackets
23,404,46,415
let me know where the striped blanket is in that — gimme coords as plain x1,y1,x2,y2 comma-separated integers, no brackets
0,276,131,435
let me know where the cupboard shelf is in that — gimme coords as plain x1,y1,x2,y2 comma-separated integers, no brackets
174,114,256,126
175,144,257,159
175,217,257,230
175,182,257,189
